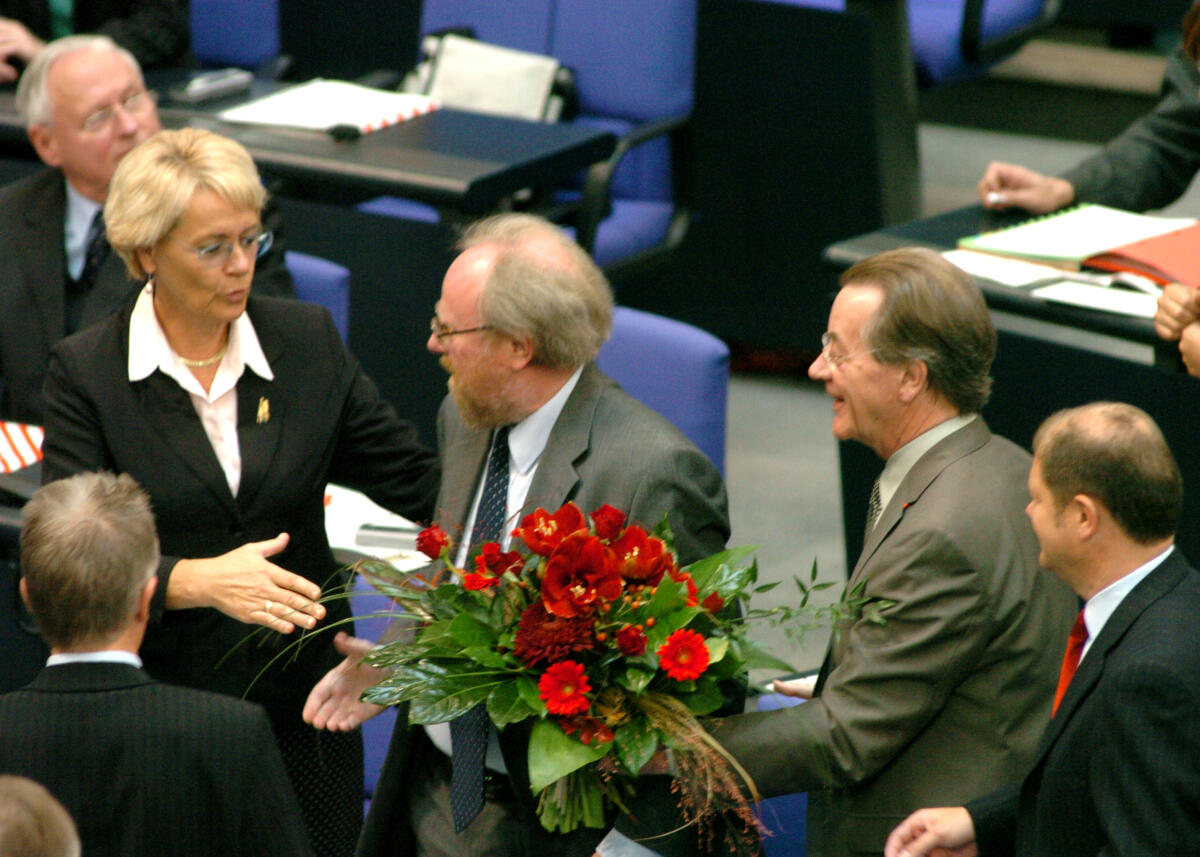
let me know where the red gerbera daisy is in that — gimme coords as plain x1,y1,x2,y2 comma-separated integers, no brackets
513,602,595,668
538,660,592,715
657,629,710,681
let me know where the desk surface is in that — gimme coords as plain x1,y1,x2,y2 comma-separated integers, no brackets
824,204,1160,347
0,85,616,212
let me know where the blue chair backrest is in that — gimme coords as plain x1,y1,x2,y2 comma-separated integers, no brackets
595,307,728,475
191,0,280,69
284,251,351,342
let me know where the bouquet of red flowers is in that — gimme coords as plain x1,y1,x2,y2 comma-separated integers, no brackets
356,501,793,850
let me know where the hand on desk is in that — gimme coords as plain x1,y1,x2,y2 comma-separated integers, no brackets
977,162,1074,214
304,632,387,731
0,18,44,82
166,533,326,633
884,806,978,857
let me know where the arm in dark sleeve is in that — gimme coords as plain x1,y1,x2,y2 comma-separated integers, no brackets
251,195,297,299
966,782,1019,857
89,0,190,69
1062,47,1200,212
325,318,440,524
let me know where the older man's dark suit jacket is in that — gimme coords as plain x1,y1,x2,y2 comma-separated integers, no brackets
0,661,312,857
713,418,1078,857
357,363,731,857
968,549,1200,856
39,296,439,725
0,167,294,424
0,0,189,68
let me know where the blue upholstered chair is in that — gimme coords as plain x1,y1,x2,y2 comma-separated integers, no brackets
358,0,696,276
284,251,350,342
594,307,728,475
190,0,280,70
349,568,403,813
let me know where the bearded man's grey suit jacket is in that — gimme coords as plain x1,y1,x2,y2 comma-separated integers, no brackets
713,417,1078,857
357,362,731,857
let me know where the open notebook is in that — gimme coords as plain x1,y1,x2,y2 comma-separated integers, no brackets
958,204,1199,283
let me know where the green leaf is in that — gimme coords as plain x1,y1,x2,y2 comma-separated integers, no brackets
705,636,729,665
449,612,498,647
617,666,654,694
527,719,608,793
742,649,799,673
677,678,724,715
462,646,508,668
515,674,546,715
645,575,684,615
683,545,757,591
613,719,658,774
488,680,536,726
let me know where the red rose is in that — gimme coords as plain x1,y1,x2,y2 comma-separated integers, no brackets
538,660,592,715
512,503,588,556
590,504,626,542
416,525,450,559
558,714,615,745
616,625,647,657
462,572,501,591
542,532,623,618
474,542,524,578
657,629,710,682
609,526,673,585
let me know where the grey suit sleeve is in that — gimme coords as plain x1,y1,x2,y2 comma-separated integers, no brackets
627,443,730,567
711,528,996,798
1061,47,1200,212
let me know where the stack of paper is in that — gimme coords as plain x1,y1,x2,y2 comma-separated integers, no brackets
218,79,439,134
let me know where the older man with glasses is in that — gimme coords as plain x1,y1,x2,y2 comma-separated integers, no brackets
707,246,1078,857
0,34,294,425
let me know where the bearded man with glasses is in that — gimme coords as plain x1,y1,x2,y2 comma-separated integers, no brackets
0,34,294,425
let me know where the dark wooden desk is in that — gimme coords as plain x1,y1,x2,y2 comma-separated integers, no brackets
0,87,616,212
824,204,1200,569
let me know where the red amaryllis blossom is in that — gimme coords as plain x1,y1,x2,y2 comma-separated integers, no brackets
542,532,623,618
591,504,626,542
615,625,647,657
609,526,673,585
474,542,524,578
702,591,725,613
558,714,615,745
513,601,595,668
416,525,450,559
513,503,588,556
685,576,699,607
462,571,501,590
538,660,592,715
657,629,710,681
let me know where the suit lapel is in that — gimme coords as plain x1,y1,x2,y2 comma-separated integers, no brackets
19,173,69,348
848,419,991,590
135,371,238,515
523,364,610,517
1030,551,1188,759
236,371,282,511
435,412,490,545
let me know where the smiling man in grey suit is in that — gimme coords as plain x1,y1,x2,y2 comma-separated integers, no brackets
0,471,311,857
711,248,1077,857
305,213,730,857
887,402,1200,857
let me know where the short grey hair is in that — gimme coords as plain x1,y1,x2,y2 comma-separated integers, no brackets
842,247,996,414
15,35,142,128
21,472,160,650
459,213,613,368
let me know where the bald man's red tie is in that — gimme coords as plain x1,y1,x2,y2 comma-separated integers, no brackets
1052,611,1088,716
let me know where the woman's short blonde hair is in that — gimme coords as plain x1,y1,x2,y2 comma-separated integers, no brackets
105,127,267,279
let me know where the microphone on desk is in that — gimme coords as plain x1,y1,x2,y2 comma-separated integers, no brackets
328,124,363,142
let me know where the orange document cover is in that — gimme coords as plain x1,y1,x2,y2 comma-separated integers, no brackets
1085,221,1200,288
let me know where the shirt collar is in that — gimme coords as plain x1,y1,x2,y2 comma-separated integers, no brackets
47,650,143,668
507,365,584,476
878,413,977,512
1080,545,1173,660
128,284,274,388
